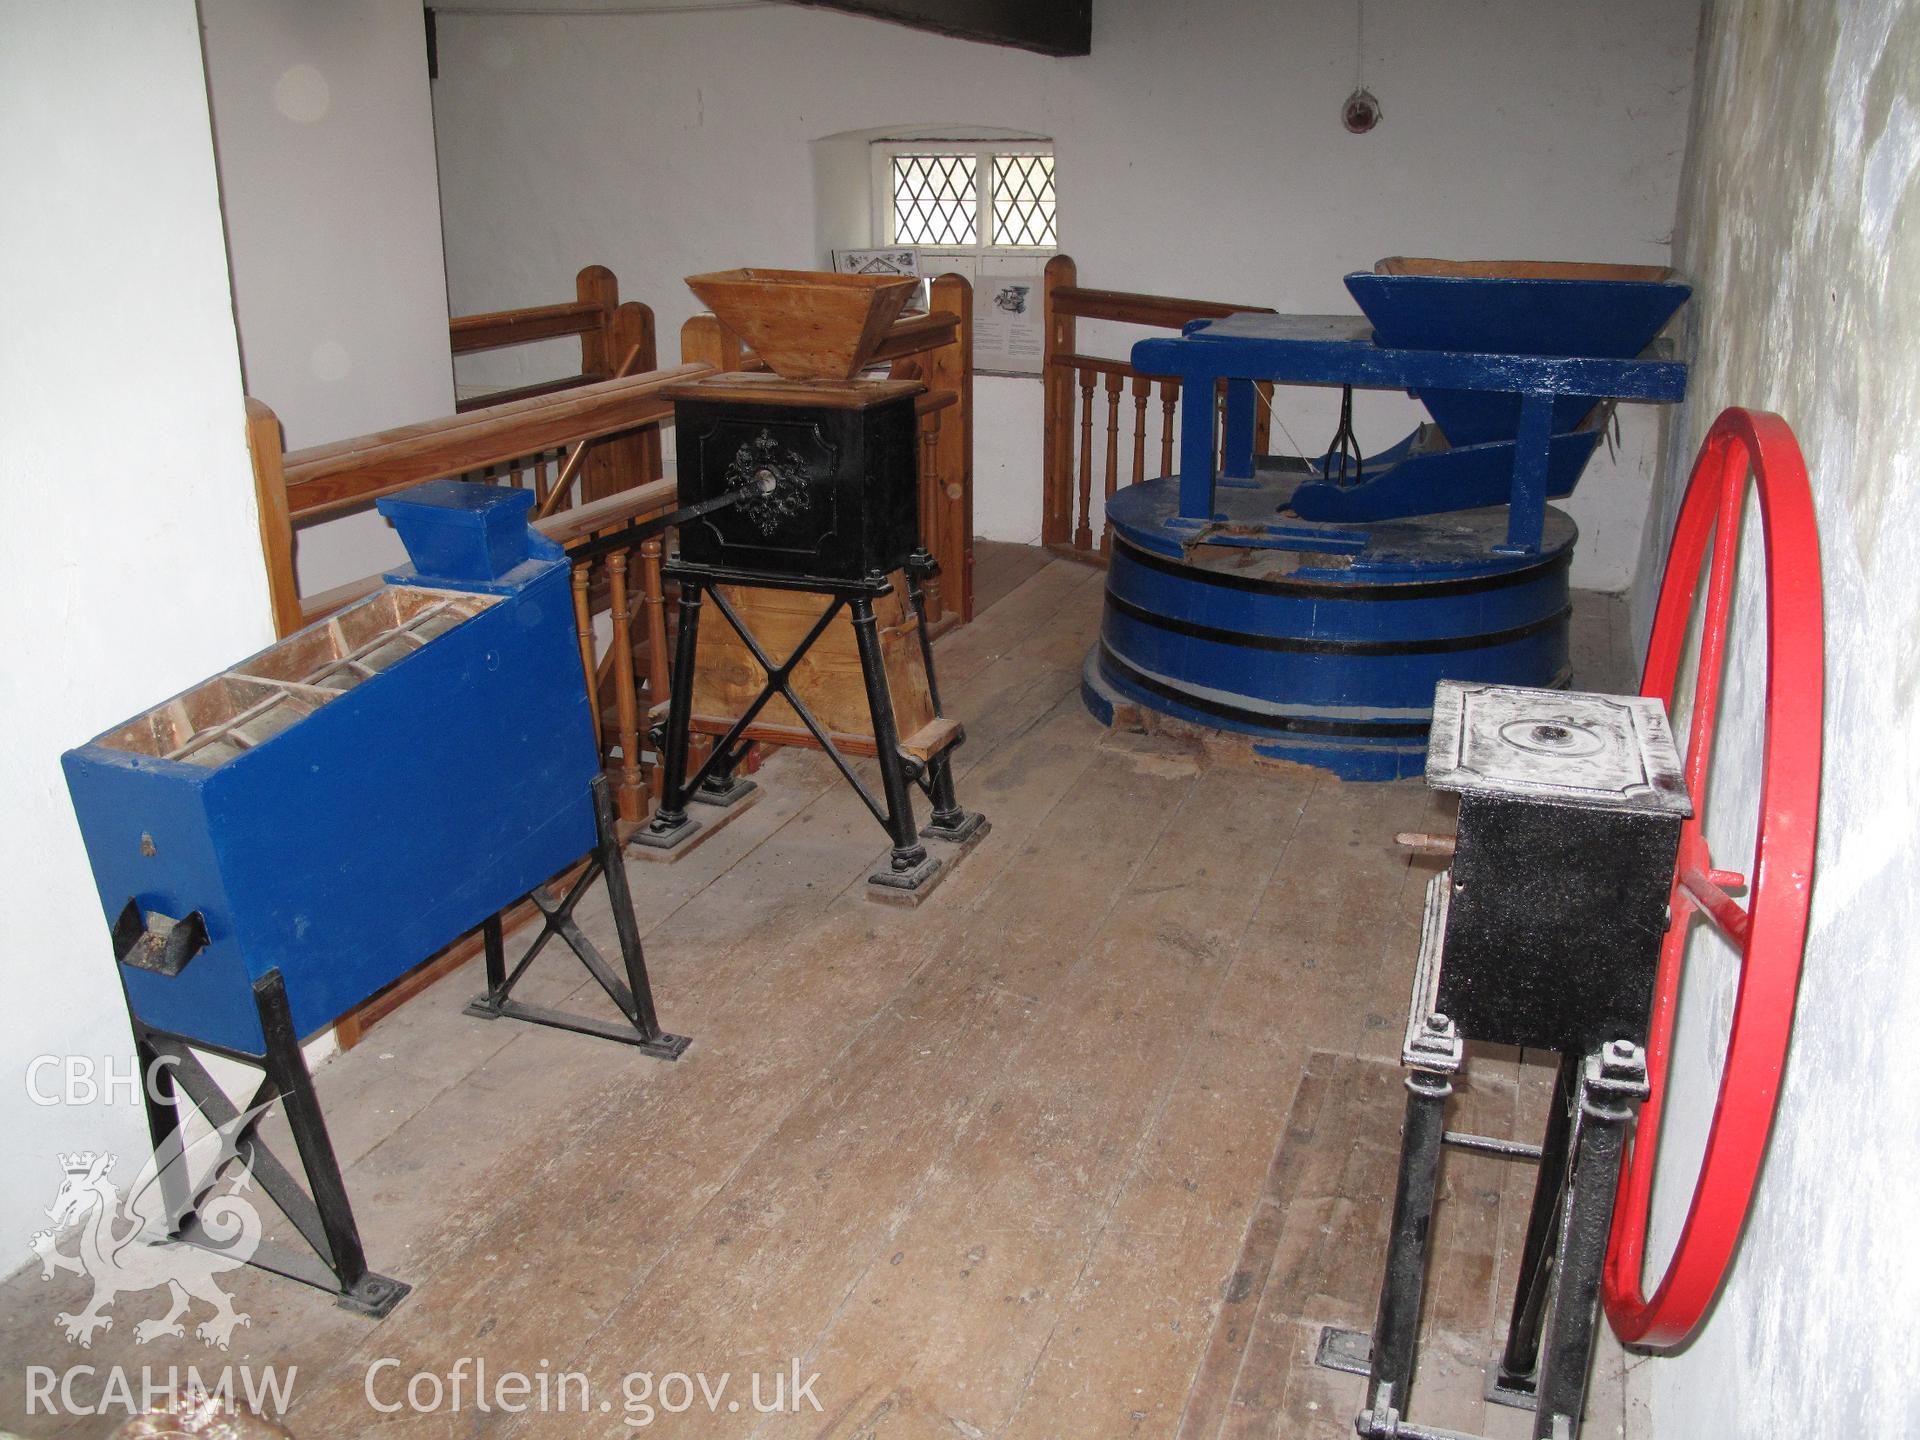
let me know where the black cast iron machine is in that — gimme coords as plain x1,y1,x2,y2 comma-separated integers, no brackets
596,270,988,899
1333,409,1826,1439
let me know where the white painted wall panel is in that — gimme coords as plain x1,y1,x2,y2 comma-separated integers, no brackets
201,0,456,595
430,0,1699,585
0,0,270,1266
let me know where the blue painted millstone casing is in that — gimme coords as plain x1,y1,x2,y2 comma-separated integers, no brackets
1083,476,1575,781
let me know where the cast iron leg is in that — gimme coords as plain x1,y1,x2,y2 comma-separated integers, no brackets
637,578,705,847
693,743,756,806
903,553,988,845
133,1026,191,1233
465,776,690,1056
849,590,938,891
595,773,666,1043
253,970,407,1315
478,913,507,1005
1530,1042,1647,1440
1494,1051,1583,1403
1360,1013,1462,1438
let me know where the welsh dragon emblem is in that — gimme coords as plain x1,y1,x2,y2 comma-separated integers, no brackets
28,1098,273,1349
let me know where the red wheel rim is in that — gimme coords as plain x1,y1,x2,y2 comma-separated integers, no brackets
1601,408,1823,1348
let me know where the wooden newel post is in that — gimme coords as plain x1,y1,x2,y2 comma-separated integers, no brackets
1041,254,1077,550
610,301,662,486
924,273,974,623
246,398,305,640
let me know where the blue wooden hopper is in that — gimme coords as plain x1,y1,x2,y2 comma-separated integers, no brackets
1345,257,1691,448
1274,260,1689,526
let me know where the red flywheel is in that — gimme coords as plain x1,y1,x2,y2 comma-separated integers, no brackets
1602,407,1823,1347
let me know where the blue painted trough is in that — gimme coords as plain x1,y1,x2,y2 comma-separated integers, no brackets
1082,259,1690,780
61,481,687,1316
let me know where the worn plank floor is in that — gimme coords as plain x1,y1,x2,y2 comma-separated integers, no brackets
971,540,1053,617
0,569,1644,1439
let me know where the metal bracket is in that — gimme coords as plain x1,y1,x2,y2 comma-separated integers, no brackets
129,970,410,1317
1401,874,1459,1073
467,774,690,1059
112,900,209,978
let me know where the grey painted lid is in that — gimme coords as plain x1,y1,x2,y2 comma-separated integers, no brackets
1425,680,1692,815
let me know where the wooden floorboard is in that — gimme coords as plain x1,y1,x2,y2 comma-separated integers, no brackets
972,539,1056,618
0,575,1641,1440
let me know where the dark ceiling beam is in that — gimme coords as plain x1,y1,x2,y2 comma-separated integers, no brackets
790,0,1090,57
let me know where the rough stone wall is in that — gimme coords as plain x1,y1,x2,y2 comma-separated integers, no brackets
1627,3,1920,1433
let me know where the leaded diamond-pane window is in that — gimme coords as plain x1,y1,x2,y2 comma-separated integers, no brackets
893,153,978,246
992,153,1056,248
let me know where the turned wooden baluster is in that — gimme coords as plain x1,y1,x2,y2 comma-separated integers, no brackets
1160,380,1179,480
1131,375,1151,486
607,547,645,825
571,559,601,751
534,452,551,508
1075,363,1096,553
639,535,670,807
1101,370,1123,554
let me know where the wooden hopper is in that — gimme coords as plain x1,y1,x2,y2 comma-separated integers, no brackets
1345,257,1691,447
685,268,916,380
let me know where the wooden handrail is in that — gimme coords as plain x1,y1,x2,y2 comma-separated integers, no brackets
1042,255,1274,563
538,478,678,549
451,300,606,353
289,479,683,631
1048,284,1274,329
283,364,708,520
870,311,961,363
1046,352,1170,379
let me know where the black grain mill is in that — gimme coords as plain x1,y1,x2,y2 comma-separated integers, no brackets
1334,679,1689,1440
628,271,986,901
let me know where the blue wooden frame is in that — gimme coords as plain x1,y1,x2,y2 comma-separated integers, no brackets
1133,311,1688,554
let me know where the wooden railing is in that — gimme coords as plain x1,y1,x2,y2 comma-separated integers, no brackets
1040,254,1276,564
245,270,977,1048
249,271,977,817
450,264,664,502
248,368,692,824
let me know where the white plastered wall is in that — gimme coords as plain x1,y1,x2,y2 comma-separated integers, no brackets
200,0,456,596
0,1,272,1265
1624,4,1920,1434
430,0,1699,588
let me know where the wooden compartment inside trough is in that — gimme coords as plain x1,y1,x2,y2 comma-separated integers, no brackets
97,586,497,766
